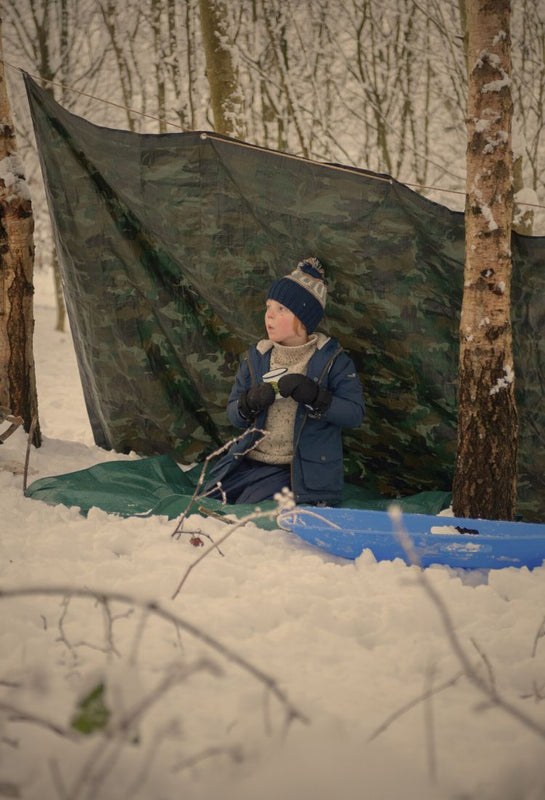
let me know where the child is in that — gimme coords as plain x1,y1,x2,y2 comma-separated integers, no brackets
203,258,365,506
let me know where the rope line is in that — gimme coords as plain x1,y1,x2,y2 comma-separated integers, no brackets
3,58,544,212
2,60,186,132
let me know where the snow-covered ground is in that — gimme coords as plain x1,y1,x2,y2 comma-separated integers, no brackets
1,270,544,800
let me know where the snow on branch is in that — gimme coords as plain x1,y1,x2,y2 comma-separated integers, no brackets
387,505,545,743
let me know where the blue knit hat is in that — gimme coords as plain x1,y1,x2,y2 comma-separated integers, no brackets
266,257,327,333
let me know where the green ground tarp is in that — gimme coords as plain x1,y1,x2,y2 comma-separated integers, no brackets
25,75,545,521
25,455,453,527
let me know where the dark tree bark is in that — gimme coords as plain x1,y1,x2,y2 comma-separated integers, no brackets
0,23,41,446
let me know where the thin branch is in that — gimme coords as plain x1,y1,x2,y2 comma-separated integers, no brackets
171,505,283,599
170,427,266,539
173,743,244,772
22,415,38,492
388,505,545,742
368,670,464,742
0,585,310,731
470,637,496,693
423,663,438,784
531,615,545,658
0,700,78,741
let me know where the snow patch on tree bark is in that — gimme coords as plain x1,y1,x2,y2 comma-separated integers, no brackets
490,364,515,396
0,154,31,202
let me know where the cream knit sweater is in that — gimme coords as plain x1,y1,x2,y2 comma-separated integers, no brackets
248,335,318,465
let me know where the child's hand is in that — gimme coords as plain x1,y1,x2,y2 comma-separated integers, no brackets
278,373,333,416
238,382,275,419
278,373,319,405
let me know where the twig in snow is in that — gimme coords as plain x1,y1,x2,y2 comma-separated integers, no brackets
98,597,122,659
368,670,464,742
173,743,244,772
0,585,309,730
170,488,296,599
531,614,545,658
171,507,278,599
423,663,438,784
57,596,78,664
57,595,118,661
0,700,79,741
170,427,267,540
49,758,70,800
174,524,227,555
23,415,38,493
388,504,545,742
520,681,545,703
65,658,220,800
470,637,496,693
120,720,181,798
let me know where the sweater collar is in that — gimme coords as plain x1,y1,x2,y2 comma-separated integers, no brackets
256,331,330,355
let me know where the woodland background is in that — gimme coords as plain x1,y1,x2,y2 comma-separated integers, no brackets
2,0,545,313
1,5,545,799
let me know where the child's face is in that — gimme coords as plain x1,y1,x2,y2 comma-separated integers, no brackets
265,299,308,346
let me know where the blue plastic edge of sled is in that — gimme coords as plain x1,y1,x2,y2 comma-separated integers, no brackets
277,506,545,569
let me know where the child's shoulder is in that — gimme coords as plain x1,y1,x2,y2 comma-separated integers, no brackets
255,338,274,355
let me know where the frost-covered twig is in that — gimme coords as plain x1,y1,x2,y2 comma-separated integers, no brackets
388,505,545,742
57,595,119,661
23,415,38,493
171,488,296,599
0,585,309,730
0,700,78,740
424,663,437,785
170,427,266,540
531,614,545,658
368,670,464,742
119,720,181,799
470,637,496,693
173,743,243,773
67,659,218,800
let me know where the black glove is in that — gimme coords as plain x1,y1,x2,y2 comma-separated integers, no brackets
238,382,275,419
277,373,332,416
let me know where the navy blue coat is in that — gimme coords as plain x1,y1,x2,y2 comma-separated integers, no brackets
204,335,365,506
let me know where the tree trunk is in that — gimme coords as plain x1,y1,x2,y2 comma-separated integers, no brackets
151,0,167,133
0,24,41,446
198,0,245,138
452,0,516,519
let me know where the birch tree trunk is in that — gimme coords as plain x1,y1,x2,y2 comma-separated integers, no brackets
0,25,41,446
452,0,516,519
198,0,245,138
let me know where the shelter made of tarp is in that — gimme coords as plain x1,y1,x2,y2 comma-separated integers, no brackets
25,75,545,521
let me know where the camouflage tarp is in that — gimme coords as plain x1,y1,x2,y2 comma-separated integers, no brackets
25,75,545,521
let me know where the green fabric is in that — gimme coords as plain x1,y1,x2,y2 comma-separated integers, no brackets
25,455,452,528
25,75,545,521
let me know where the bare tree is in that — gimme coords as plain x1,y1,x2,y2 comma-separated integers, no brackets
452,0,517,519
0,0,109,331
0,23,41,446
198,0,246,138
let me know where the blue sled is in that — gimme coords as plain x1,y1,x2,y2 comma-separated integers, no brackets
277,507,545,569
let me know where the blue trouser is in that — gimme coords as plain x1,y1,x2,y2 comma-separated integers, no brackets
207,457,291,504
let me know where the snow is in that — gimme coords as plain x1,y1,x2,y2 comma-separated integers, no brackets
1,271,545,800
0,153,32,202
515,187,539,207
483,131,508,154
490,364,515,396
